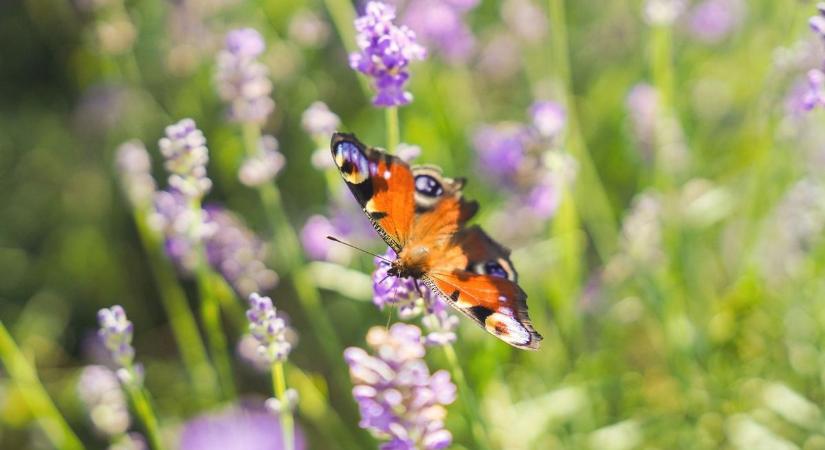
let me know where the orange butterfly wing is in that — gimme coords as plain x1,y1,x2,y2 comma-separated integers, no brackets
331,133,542,350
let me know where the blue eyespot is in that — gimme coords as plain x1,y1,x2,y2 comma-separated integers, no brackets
414,175,443,198
483,261,508,279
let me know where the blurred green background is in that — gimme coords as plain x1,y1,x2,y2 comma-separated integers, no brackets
2,0,825,448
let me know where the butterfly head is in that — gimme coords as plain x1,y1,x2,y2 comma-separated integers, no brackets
388,245,430,280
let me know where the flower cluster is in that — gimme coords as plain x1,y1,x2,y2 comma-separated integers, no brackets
215,28,275,124
344,324,456,450
472,101,575,241
350,1,427,107
97,305,143,385
300,198,375,263
302,101,343,169
238,134,285,187
372,248,458,346
246,293,292,364
397,0,479,63
115,140,156,210
77,365,131,437
179,406,304,450
686,0,744,44
150,189,214,272
811,3,825,41
158,118,212,199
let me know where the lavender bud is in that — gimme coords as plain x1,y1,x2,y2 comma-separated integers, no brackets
239,135,286,187
301,101,341,138
350,1,427,107
246,293,292,363
115,140,157,209
529,100,566,139
97,305,135,370
158,118,212,199
77,365,131,436
215,28,275,124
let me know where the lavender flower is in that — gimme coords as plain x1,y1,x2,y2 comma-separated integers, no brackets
687,0,744,43
626,83,660,161
150,189,212,272
300,215,340,261
471,123,530,186
529,100,566,140
344,324,456,449
300,199,376,262
302,101,341,138
115,140,156,209
246,293,292,363
372,248,433,317
643,0,686,26
97,305,143,385
502,0,548,44
179,406,304,450
158,118,212,199
215,28,275,124
399,0,478,63
77,365,130,437
205,207,279,297
288,9,331,48
238,134,285,187
350,1,427,107
803,69,825,111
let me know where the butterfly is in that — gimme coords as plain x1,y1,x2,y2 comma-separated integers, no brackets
330,132,542,350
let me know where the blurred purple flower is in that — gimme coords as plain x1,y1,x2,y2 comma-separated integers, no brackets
686,0,744,43
215,28,275,124
803,69,825,111
288,9,331,48
205,207,279,297
502,0,548,44
344,324,456,450
810,3,825,41
529,100,566,140
350,1,427,107
238,135,285,187
77,365,130,437
300,199,375,262
115,140,157,209
472,123,530,186
300,215,339,261
525,176,560,220
158,118,212,199
626,83,660,161
246,293,292,363
301,101,341,139
398,0,478,63
476,32,521,82
179,406,304,450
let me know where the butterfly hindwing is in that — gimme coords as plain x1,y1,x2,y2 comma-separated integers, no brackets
426,226,542,350
331,133,415,251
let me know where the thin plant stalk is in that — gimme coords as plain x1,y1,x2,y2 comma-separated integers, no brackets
122,381,165,450
132,209,219,406
547,0,618,260
442,343,493,450
272,362,295,450
385,107,400,153
649,24,678,189
195,258,237,401
0,321,85,450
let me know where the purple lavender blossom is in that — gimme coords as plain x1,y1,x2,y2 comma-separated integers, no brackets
344,324,456,450
115,140,156,209
179,406,304,450
471,123,530,186
150,189,210,272
810,3,825,40
529,100,566,140
215,28,275,124
238,134,285,187
158,118,212,199
687,0,744,43
246,293,292,363
350,1,427,107
626,83,660,161
803,69,825,111
300,199,376,262
397,0,478,63
501,0,548,44
301,101,341,139
288,9,331,48
300,215,339,261
97,305,143,385
205,207,279,298
77,365,131,437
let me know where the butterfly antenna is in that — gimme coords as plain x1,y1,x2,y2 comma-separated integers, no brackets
326,236,392,263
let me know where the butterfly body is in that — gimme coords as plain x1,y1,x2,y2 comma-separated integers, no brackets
331,132,543,350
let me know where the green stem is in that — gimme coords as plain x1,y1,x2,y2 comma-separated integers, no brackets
442,343,493,450
547,0,618,261
133,209,219,406
385,107,400,153
321,0,372,98
272,362,295,450
123,378,166,450
649,24,677,189
0,321,85,450
196,264,237,401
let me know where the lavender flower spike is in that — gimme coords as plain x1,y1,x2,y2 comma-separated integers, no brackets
344,324,456,450
77,365,131,437
238,134,285,187
215,28,275,124
810,3,825,40
158,118,212,199
115,140,156,209
350,1,427,107
803,69,825,111
98,305,144,385
246,293,292,363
